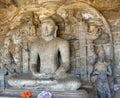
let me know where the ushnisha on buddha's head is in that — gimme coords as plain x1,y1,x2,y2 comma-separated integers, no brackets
40,18,58,40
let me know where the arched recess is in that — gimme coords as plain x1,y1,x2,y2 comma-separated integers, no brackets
1,1,113,88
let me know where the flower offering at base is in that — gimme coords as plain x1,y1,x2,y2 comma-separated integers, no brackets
37,91,52,98
20,91,32,98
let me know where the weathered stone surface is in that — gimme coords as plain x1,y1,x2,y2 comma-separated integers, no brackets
0,0,119,98
76,0,120,10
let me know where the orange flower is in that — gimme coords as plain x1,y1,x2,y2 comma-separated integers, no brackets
20,91,32,98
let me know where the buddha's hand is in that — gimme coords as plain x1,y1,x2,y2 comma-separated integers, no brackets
33,72,45,77
41,74,55,79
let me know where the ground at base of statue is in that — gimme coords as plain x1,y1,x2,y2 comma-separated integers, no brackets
0,88,93,98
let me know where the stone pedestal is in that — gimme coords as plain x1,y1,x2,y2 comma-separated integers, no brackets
0,88,90,98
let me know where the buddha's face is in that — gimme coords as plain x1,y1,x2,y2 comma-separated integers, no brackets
41,21,56,37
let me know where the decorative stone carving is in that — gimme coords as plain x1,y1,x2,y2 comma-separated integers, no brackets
2,14,37,75
91,45,112,98
2,27,23,74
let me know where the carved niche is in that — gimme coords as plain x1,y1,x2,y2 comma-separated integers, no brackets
0,1,113,97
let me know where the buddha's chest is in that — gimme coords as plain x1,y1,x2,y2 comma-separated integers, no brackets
38,41,59,57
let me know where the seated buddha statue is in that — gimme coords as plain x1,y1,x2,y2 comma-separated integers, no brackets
8,18,81,91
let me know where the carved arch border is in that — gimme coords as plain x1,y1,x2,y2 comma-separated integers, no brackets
0,1,114,91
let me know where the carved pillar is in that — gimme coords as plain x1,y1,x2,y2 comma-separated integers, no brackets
79,32,88,81
22,42,29,73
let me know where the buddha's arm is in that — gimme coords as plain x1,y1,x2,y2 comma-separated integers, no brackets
56,40,70,74
30,44,38,75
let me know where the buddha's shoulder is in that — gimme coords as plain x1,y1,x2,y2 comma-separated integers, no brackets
30,39,43,46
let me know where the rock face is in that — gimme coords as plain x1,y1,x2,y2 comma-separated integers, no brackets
0,0,119,98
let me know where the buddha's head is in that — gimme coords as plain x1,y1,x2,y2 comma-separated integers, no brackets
40,18,58,38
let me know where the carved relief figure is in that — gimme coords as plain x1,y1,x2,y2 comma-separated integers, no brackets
8,17,81,91
92,45,112,98
2,27,23,74
2,16,36,74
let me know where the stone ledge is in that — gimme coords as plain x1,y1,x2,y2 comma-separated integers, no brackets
0,88,90,98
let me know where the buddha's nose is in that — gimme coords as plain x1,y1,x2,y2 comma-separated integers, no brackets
45,26,48,33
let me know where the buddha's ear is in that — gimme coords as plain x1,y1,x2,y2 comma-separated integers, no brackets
54,26,58,37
